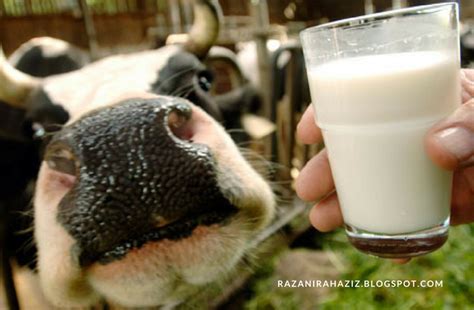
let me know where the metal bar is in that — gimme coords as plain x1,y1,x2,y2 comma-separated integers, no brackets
249,0,271,120
168,0,182,33
249,199,307,248
78,0,100,60
181,0,193,31
249,0,273,162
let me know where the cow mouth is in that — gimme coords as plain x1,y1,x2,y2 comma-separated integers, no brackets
78,203,238,267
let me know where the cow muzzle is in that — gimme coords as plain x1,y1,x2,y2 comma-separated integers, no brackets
45,97,237,266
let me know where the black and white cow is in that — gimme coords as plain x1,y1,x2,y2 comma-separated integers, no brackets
0,0,275,308
8,36,89,77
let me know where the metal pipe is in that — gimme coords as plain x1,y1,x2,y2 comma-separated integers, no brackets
181,0,193,32
78,0,99,60
249,0,271,120
168,0,182,33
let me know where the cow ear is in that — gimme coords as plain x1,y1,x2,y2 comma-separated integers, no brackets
0,45,39,109
183,0,221,59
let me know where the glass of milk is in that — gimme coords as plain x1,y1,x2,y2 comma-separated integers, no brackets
300,3,460,258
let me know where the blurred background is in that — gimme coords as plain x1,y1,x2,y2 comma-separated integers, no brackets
1,0,473,309
1,0,474,59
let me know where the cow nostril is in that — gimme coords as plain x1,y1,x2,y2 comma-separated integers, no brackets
167,104,194,141
45,143,79,177
152,215,179,228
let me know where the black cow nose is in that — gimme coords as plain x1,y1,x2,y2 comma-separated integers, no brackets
51,97,236,266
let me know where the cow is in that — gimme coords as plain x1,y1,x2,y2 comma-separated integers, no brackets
8,37,89,77
0,0,275,308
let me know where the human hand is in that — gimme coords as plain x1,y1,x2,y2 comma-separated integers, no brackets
295,69,474,262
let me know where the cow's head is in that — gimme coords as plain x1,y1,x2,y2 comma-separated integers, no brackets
0,0,274,307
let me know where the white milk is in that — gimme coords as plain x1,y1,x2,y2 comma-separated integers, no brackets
308,52,460,234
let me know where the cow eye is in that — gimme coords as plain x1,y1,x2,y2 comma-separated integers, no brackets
197,70,213,92
45,144,78,176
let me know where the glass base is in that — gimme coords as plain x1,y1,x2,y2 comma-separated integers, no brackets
345,218,449,258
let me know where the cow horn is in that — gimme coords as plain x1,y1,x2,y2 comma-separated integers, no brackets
184,0,222,59
0,46,39,109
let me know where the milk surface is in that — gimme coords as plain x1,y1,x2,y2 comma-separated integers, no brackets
308,52,459,234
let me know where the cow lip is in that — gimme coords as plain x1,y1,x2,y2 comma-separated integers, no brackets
78,205,238,267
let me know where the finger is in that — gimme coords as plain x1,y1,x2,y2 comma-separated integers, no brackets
461,69,474,103
309,192,343,232
450,166,474,225
297,105,323,144
391,258,411,264
295,149,335,202
425,100,474,170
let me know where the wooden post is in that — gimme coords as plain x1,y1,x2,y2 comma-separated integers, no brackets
78,0,100,59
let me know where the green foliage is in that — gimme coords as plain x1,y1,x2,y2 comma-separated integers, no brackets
242,247,302,310
246,224,474,309
244,268,302,310
321,224,474,309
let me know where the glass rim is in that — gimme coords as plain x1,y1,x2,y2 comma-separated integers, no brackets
300,2,458,37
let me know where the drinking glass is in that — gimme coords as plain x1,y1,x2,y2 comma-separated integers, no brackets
300,3,460,258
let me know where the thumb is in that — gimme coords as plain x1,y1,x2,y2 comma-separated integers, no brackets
425,101,474,170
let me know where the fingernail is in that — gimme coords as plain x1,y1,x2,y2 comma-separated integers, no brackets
434,127,474,162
